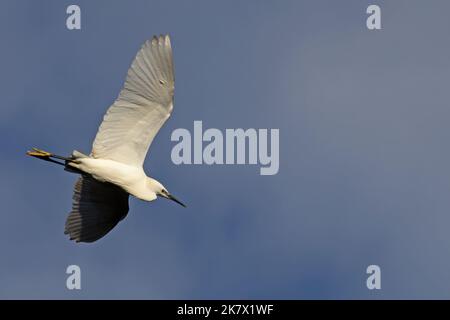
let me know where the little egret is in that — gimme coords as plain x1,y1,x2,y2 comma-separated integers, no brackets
27,35,185,243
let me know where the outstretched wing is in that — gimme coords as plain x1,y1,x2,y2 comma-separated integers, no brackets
65,176,129,243
91,35,175,167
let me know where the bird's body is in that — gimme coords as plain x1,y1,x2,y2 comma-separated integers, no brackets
27,34,185,243
69,157,156,201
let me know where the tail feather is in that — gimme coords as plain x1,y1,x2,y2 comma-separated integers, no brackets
72,150,89,159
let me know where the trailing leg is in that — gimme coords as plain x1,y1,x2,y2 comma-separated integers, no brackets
27,146,78,165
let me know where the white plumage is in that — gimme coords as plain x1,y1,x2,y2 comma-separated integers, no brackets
27,35,185,243
92,35,174,167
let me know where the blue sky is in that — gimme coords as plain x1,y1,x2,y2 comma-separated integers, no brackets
1,0,450,299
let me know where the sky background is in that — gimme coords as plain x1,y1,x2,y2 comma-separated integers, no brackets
1,0,450,299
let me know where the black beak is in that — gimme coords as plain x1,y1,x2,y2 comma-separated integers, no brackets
167,194,186,207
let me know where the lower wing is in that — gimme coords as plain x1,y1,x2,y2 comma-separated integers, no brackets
65,175,129,243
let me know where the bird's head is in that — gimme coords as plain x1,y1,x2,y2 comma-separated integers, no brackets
147,177,186,207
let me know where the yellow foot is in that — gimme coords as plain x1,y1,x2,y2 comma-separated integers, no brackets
26,148,52,158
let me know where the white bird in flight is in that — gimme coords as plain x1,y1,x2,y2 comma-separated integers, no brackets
27,34,185,243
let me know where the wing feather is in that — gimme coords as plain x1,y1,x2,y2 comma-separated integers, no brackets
92,35,174,166
64,176,129,243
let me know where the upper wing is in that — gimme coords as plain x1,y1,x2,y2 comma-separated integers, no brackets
65,176,129,243
91,35,175,167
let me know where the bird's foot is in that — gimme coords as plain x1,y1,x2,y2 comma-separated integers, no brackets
26,147,52,158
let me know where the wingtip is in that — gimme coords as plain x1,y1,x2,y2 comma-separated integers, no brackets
150,34,171,47
164,34,171,47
